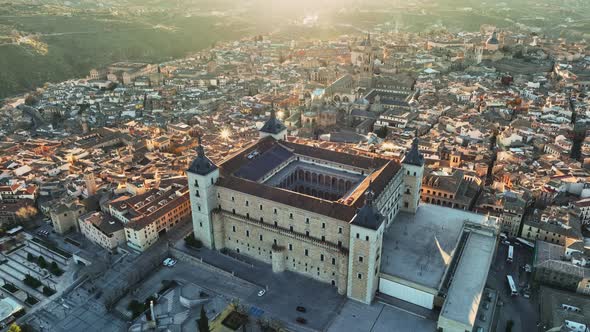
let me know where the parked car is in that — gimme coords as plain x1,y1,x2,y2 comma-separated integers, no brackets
296,306,306,313
162,258,176,267
257,289,266,297
296,317,307,324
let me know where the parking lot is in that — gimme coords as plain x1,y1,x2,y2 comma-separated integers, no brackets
174,242,349,331
487,239,539,332
327,300,436,332
130,248,346,332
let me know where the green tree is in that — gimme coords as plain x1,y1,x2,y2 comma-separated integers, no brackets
49,261,63,276
23,274,42,289
15,206,38,222
197,305,210,332
42,286,55,296
8,324,21,332
37,256,47,269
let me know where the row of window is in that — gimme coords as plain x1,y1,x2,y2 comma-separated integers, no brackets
421,189,454,199
230,238,341,284
228,229,340,265
526,226,563,237
526,232,563,244
355,233,371,241
226,209,344,240
193,178,215,188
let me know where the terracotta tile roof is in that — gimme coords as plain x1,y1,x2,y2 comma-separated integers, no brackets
217,175,357,221
281,140,388,170
216,137,401,221
110,177,190,231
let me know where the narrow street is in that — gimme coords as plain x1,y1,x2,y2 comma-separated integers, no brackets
487,240,539,332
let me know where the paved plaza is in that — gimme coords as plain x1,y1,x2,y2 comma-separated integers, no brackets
327,300,437,332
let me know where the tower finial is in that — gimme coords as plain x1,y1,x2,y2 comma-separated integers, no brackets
196,134,205,157
365,180,374,206
270,102,276,119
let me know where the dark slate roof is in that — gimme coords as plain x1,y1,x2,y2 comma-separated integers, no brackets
259,107,287,135
402,137,424,167
350,109,378,119
281,140,387,170
351,190,383,230
187,137,217,175
217,175,358,221
234,144,293,181
326,132,368,144
216,136,401,221
487,31,499,45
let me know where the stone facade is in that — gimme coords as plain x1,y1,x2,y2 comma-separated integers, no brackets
208,185,352,294
78,211,126,251
107,178,192,251
50,202,86,234
347,223,384,303
501,211,523,237
187,117,424,304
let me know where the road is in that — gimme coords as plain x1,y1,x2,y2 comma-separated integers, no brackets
487,240,539,332
20,219,193,332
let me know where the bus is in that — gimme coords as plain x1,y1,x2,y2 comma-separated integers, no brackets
506,275,518,296
507,245,514,263
516,237,535,249
6,226,23,236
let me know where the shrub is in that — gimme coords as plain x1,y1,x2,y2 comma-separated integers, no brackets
127,300,145,318
37,256,47,269
25,296,39,305
48,262,63,276
42,286,55,296
26,253,35,262
185,234,203,248
23,275,42,289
